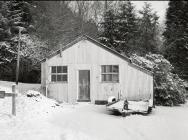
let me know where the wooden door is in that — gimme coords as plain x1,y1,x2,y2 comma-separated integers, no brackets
78,70,90,101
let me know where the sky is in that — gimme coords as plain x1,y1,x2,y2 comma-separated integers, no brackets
132,1,169,23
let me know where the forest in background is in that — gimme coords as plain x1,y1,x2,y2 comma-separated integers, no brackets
0,1,187,105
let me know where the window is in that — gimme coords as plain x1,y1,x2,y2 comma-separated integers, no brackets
51,66,68,82
101,65,119,82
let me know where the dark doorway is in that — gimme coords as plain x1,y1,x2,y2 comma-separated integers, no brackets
78,70,90,101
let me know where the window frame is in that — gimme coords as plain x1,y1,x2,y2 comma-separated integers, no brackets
50,66,68,83
101,65,119,83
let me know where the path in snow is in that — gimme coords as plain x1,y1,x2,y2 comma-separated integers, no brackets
51,103,188,140
1,98,188,140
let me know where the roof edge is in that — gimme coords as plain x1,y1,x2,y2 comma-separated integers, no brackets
128,62,153,76
40,34,153,76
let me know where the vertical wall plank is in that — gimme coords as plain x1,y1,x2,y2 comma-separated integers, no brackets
43,40,153,103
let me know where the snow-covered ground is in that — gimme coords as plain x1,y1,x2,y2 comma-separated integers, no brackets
0,81,188,140
0,80,41,94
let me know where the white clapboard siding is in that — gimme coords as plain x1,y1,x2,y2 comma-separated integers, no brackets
41,38,153,105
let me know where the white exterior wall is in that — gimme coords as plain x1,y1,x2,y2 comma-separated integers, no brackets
127,64,153,101
41,40,153,104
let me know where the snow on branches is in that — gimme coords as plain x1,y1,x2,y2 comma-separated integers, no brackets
130,53,187,106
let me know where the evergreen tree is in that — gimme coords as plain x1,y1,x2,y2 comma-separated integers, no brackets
7,1,34,38
116,1,138,55
0,1,33,60
0,1,37,82
99,9,118,51
0,2,10,41
32,1,98,50
0,1,98,82
163,1,188,81
99,2,160,56
137,2,159,55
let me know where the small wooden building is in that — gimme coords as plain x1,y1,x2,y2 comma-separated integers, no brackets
41,35,153,105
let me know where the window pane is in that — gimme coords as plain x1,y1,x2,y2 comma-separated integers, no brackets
63,66,67,73
112,66,119,73
101,65,119,82
52,66,56,73
62,75,67,81
57,66,63,73
51,75,56,81
106,74,112,81
106,65,112,73
102,74,106,81
101,66,105,73
57,75,63,81
112,74,119,82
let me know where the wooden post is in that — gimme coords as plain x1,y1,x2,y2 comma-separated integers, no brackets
104,0,107,13
153,79,155,108
45,84,48,97
12,84,16,116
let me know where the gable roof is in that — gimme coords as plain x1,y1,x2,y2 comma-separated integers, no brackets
41,35,153,76
41,35,130,62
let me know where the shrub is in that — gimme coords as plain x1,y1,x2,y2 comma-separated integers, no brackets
131,53,187,106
